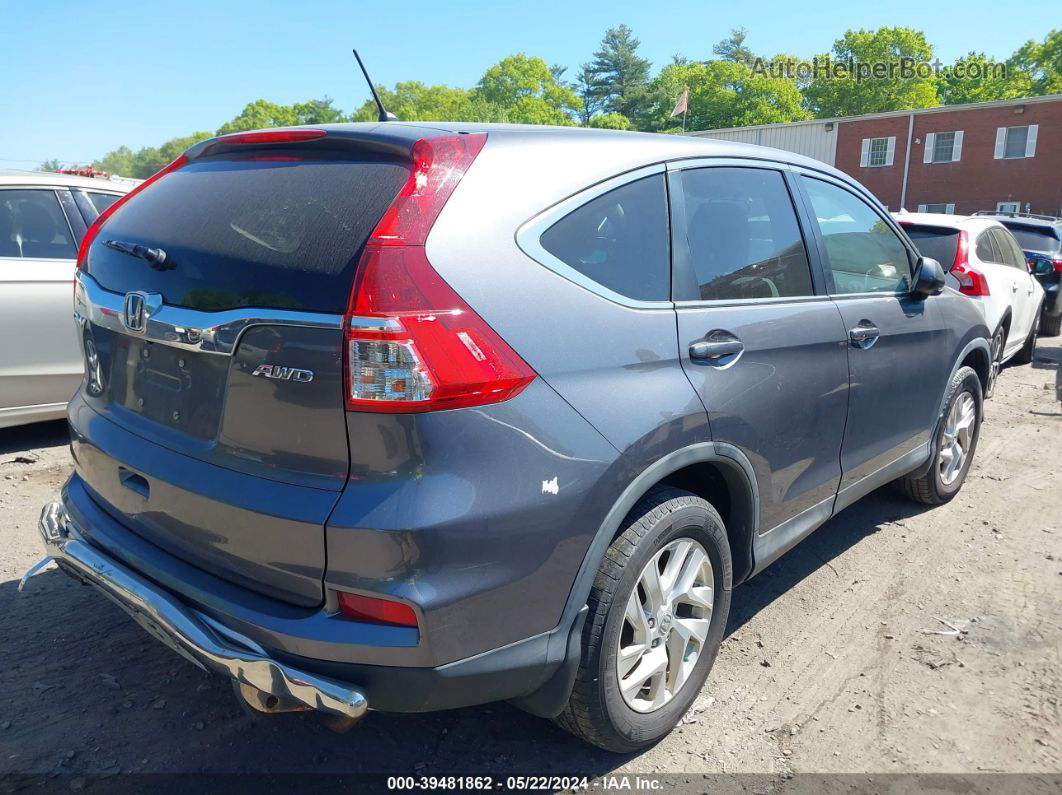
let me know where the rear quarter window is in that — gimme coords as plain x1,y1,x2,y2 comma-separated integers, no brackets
87,154,409,313
539,174,670,302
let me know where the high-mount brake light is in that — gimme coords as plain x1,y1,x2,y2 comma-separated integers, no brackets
343,133,536,413
215,129,328,145
76,154,188,273
950,229,991,297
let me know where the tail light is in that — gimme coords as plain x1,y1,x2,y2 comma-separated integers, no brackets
344,133,536,413
337,591,418,628
1027,257,1062,273
950,230,991,297
76,155,188,272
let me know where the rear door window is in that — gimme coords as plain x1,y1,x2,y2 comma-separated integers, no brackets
86,191,122,214
677,167,814,301
801,177,912,295
0,189,77,259
539,174,670,302
86,154,409,313
975,231,1003,264
991,228,1027,269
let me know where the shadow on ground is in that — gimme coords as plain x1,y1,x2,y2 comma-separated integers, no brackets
0,486,927,777
0,420,69,458
1028,343,1061,412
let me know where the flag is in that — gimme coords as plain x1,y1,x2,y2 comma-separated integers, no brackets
670,87,688,117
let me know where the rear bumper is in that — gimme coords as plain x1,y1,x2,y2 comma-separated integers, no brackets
25,501,368,719
23,483,582,715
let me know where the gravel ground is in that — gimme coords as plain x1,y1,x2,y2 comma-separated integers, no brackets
0,338,1059,787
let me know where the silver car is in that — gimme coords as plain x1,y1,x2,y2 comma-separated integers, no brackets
0,169,128,428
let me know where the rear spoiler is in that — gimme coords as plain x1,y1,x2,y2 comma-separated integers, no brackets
185,128,416,162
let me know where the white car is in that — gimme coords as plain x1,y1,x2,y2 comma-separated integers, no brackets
0,169,129,429
895,211,1044,389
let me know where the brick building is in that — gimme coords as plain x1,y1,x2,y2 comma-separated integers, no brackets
690,94,1061,216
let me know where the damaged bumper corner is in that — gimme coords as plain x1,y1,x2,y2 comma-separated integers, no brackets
22,501,368,721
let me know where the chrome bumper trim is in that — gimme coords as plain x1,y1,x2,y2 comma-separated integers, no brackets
25,502,367,720
73,270,343,356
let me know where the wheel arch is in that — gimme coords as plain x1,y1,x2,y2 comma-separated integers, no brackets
562,442,759,632
514,442,759,719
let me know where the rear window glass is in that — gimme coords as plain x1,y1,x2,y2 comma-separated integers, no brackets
903,225,960,269
540,174,670,302
1005,224,1061,253
87,154,408,313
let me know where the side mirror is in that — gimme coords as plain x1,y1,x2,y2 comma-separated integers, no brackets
1031,258,1052,276
911,256,946,298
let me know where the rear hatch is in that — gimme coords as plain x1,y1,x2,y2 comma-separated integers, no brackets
73,133,410,606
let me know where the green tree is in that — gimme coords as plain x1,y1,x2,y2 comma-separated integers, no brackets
1012,30,1062,95
587,112,632,130
804,27,940,116
713,28,755,66
474,54,579,124
36,159,62,172
293,96,346,124
573,63,606,125
940,52,1034,104
95,146,135,176
590,24,652,121
641,60,809,133
350,82,507,122
217,99,299,135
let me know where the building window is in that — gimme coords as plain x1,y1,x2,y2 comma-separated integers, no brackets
869,138,889,166
996,201,1021,213
924,131,963,163
917,203,956,214
995,125,1038,159
860,136,895,168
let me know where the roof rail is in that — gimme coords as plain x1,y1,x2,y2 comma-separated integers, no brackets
972,210,1060,222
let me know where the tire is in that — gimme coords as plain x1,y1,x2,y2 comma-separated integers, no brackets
1041,310,1061,338
895,365,982,506
554,487,732,753
1012,313,1039,365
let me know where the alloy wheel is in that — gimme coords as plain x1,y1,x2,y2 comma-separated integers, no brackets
938,391,976,486
616,538,714,713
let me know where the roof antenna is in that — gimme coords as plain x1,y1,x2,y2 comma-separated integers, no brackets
353,49,398,122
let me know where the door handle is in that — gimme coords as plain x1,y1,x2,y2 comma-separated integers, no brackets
689,333,744,362
849,322,880,349
1012,283,1019,292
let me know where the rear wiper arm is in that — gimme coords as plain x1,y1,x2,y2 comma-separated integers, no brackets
103,239,173,270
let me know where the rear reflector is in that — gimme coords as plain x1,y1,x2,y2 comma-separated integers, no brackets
344,133,536,413
76,154,188,272
337,591,418,628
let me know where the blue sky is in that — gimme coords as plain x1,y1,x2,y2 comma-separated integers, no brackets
1,0,1054,166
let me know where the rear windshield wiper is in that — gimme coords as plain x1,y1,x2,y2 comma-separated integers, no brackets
103,239,173,270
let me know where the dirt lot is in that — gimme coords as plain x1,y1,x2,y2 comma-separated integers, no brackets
0,339,1059,787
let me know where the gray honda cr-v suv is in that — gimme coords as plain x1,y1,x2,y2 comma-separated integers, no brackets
25,123,991,752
